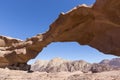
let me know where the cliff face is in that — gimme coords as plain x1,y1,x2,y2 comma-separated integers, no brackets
0,0,120,69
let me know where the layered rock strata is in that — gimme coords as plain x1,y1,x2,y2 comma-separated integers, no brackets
0,0,120,69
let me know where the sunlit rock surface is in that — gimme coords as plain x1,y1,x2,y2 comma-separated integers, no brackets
31,58,92,73
0,0,120,68
31,58,120,73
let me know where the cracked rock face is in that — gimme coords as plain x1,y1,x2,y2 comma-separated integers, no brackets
0,0,120,69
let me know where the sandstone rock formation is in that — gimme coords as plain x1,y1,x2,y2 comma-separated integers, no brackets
0,36,23,67
90,63,113,73
31,58,92,73
0,58,120,80
0,0,120,69
31,57,120,73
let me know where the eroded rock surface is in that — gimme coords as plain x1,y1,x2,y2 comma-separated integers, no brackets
31,58,92,73
0,0,120,68
31,58,120,73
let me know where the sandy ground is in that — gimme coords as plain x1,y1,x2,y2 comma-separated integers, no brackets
0,68,120,80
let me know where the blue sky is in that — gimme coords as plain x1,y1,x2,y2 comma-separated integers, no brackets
0,0,118,64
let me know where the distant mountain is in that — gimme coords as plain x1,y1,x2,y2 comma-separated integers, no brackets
31,58,120,73
99,59,110,64
109,58,120,67
100,58,120,68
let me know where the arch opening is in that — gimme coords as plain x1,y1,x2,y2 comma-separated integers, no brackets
28,42,118,64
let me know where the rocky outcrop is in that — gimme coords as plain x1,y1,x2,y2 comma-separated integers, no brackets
31,58,91,73
31,58,120,73
31,58,119,73
0,36,23,67
0,35,22,47
31,58,92,73
90,63,113,73
0,0,120,69
91,58,120,73
100,58,120,68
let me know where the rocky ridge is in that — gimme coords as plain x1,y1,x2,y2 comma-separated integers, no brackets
0,0,120,69
31,57,120,73
100,58,120,68
0,57,120,80
31,58,92,73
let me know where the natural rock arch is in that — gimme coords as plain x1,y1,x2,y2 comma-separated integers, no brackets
0,0,120,69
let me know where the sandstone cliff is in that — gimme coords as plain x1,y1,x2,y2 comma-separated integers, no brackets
0,0,120,69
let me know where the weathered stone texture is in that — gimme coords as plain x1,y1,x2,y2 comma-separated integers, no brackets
0,0,120,69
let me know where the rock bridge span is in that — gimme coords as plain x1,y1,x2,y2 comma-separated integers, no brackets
0,0,120,69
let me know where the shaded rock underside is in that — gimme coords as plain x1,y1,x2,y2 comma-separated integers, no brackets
0,0,120,68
